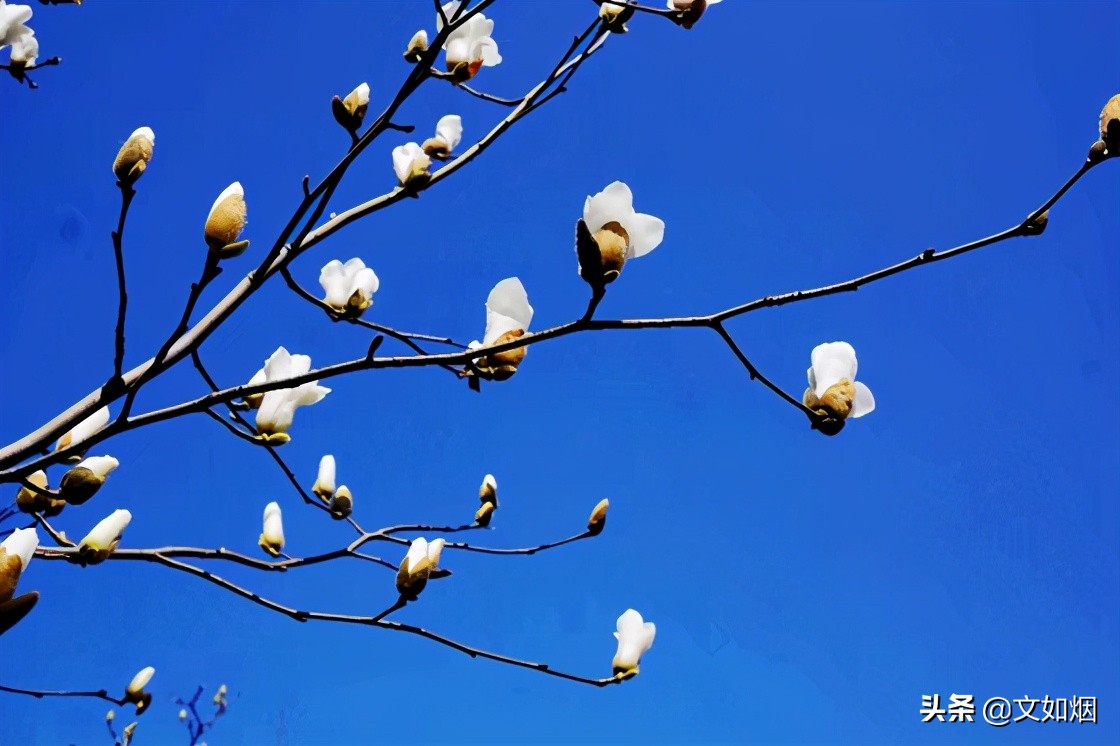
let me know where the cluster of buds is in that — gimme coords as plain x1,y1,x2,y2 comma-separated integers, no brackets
15,470,63,515
395,537,446,599
474,473,497,526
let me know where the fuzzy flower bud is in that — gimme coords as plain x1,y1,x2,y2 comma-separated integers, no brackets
331,81,370,134
112,127,155,186
204,182,249,258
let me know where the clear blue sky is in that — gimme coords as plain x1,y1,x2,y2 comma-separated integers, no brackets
1,1,1118,744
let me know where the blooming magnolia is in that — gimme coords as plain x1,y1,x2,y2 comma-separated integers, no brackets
204,181,249,258
422,114,463,160
612,608,656,677
395,537,446,598
124,666,155,714
802,341,875,435
332,81,370,134
59,455,120,505
467,278,534,381
392,142,432,189
0,527,39,605
577,181,665,288
54,405,110,457
438,0,501,80
258,502,285,557
78,509,131,564
319,258,380,316
312,454,336,500
251,347,331,443
113,126,155,185
667,0,722,29
0,2,35,65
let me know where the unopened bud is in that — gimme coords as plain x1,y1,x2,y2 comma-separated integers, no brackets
391,143,432,189
670,0,711,29
113,127,155,186
329,485,353,520
478,473,498,507
474,501,495,526
0,590,40,637
332,82,370,134
59,456,119,505
106,710,116,722
179,708,188,720
597,1,634,33
587,498,610,535
1100,94,1120,155
575,219,628,288
204,182,249,258
404,29,428,62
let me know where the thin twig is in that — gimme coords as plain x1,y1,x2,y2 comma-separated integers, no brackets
0,683,124,706
109,185,136,387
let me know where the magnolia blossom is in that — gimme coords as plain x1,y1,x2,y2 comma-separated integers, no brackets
392,142,432,188
466,279,534,381
667,0,722,29
612,608,656,677
59,455,120,505
404,29,428,61
0,3,35,64
803,341,875,431
478,473,497,506
259,502,285,557
204,181,248,257
252,347,331,442
587,498,610,535
438,0,501,79
578,181,665,286
422,114,463,160
319,258,380,315
0,527,38,572
112,126,155,184
124,666,155,714
312,454,336,499
395,537,446,596
0,527,38,607
79,509,132,563
54,405,110,455
332,81,370,133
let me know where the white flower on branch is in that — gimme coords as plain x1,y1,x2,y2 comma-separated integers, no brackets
802,341,875,435
667,0,722,29
331,81,370,134
78,509,132,565
319,258,380,317
123,666,155,714
438,1,501,81
403,29,428,62
392,142,432,189
466,278,534,381
251,347,331,444
422,114,463,160
59,454,120,506
53,405,110,460
0,2,35,66
611,608,656,678
0,527,38,603
112,127,155,186
204,181,249,258
395,537,446,598
312,454,336,500
258,501,285,557
576,181,665,288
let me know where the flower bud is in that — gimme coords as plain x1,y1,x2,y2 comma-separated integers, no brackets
478,473,498,507
474,501,495,527
332,82,370,134
77,509,132,565
124,666,155,714
391,143,432,189
587,498,609,535
1099,94,1120,157
0,590,40,637
204,182,249,258
0,528,39,603
669,0,713,29
329,485,353,520
59,455,119,505
113,127,155,186
178,709,188,721
312,454,336,501
404,29,429,62
395,537,442,599
258,502,285,557
597,1,634,33
15,470,65,516
106,710,116,722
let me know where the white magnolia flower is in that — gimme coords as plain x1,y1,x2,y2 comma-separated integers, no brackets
76,455,120,479
333,81,370,132
612,608,656,676
396,537,446,595
804,341,875,424
0,3,33,58
8,21,35,64
59,455,120,506
80,509,132,553
438,0,502,77
258,502,285,556
392,142,432,188
313,454,336,499
0,527,38,571
422,114,463,160
466,278,534,380
126,667,155,697
54,406,110,454
667,0,722,29
252,347,331,441
319,258,380,315
580,181,665,282
479,473,497,506
204,181,248,257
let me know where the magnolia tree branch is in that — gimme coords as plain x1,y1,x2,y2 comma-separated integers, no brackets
0,683,125,707
1,56,61,90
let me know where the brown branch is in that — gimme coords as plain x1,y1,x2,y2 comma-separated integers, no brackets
0,683,125,706
109,184,136,389
1,56,62,90
712,323,818,420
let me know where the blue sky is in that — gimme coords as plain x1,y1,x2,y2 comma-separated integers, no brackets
1,1,1118,744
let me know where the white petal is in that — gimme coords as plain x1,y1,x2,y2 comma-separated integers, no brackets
392,142,425,183
405,537,429,574
434,114,463,151
126,667,155,695
76,455,119,479
352,266,380,297
0,527,38,571
483,278,533,345
316,455,336,493
319,259,350,308
623,212,665,258
292,382,331,407
130,126,155,146
437,0,461,31
474,37,502,67
850,381,876,418
583,181,635,233
9,25,36,64
81,509,132,551
207,182,243,223
444,37,470,66
351,82,370,106
262,502,284,546
427,538,446,568
810,341,858,397
256,392,295,433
